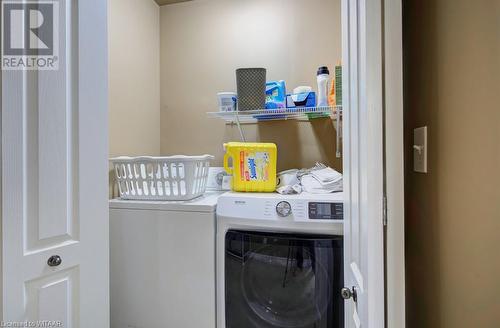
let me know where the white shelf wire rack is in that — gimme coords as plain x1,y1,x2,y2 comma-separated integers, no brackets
207,106,342,124
207,105,343,158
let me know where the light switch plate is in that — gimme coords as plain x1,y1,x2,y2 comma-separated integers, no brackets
413,126,428,173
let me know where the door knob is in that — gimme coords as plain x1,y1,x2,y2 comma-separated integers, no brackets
341,286,357,302
47,255,62,267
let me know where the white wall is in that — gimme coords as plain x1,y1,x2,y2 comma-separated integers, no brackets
109,0,160,158
108,0,160,196
108,0,341,173
160,0,342,171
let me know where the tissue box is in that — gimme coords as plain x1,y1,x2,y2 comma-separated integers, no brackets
286,91,316,108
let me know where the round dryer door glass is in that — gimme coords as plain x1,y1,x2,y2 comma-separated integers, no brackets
242,246,330,326
224,230,344,328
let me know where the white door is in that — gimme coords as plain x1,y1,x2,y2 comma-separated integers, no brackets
341,0,387,327
1,0,109,327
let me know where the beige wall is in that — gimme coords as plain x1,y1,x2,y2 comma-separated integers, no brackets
109,0,160,158
159,0,342,172
404,0,500,327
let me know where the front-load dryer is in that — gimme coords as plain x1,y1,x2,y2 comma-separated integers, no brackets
217,192,344,328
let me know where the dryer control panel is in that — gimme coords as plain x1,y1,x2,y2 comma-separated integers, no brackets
308,202,344,220
217,191,344,223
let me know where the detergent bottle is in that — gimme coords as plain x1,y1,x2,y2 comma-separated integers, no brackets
317,66,330,107
223,142,277,192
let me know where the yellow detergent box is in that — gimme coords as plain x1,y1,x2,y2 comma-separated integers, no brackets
223,142,277,192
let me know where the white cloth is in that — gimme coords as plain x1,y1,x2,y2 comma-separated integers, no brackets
276,165,343,194
301,167,343,194
276,169,302,195
277,183,302,195
311,167,343,184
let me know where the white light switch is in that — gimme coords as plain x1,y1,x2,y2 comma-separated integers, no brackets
413,126,428,173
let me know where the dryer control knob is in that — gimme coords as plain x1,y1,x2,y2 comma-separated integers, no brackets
276,201,292,217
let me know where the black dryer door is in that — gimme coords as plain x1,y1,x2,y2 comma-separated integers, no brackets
225,230,344,328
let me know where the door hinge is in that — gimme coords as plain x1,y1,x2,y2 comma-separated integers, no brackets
383,195,388,226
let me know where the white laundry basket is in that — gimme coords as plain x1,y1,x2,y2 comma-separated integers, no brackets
111,155,214,201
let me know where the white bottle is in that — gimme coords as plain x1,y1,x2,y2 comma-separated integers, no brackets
317,66,330,107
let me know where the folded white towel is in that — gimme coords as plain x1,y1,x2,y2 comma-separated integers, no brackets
301,167,343,194
311,167,343,185
302,175,343,194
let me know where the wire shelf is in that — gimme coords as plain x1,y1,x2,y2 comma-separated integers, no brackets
207,106,342,124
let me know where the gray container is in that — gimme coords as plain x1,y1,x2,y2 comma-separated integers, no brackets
236,68,266,111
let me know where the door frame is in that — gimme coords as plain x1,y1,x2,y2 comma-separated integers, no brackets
342,0,405,327
383,0,406,327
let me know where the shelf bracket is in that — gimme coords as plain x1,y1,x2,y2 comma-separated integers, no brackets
234,110,246,142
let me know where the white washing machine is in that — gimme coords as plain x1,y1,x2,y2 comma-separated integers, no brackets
216,192,344,328
109,191,223,328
